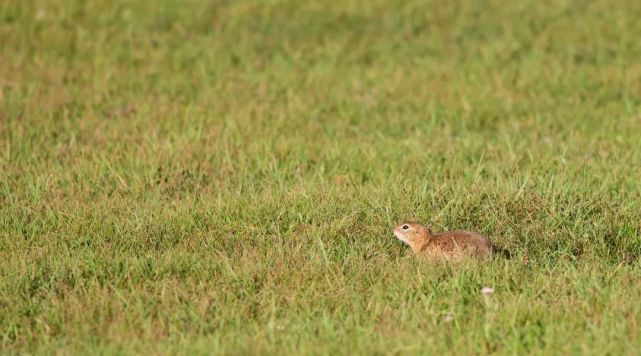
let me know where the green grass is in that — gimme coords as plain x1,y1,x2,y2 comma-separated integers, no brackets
2,0,641,354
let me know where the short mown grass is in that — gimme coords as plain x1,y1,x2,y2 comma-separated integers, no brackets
2,0,641,354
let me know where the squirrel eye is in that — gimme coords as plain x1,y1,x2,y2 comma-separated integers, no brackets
402,224,409,230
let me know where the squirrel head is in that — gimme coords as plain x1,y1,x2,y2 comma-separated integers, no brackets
393,221,432,249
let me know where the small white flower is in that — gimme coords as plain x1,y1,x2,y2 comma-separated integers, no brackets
443,314,454,323
481,287,495,295
268,321,285,331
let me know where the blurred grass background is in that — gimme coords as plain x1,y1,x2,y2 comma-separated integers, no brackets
1,0,641,354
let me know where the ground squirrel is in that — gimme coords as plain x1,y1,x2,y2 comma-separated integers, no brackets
393,221,500,260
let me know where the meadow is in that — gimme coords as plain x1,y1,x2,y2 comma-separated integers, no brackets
2,0,641,354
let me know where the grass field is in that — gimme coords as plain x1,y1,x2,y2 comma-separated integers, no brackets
2,0,641,354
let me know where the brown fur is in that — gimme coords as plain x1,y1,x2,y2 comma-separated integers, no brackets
393,221,494,261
